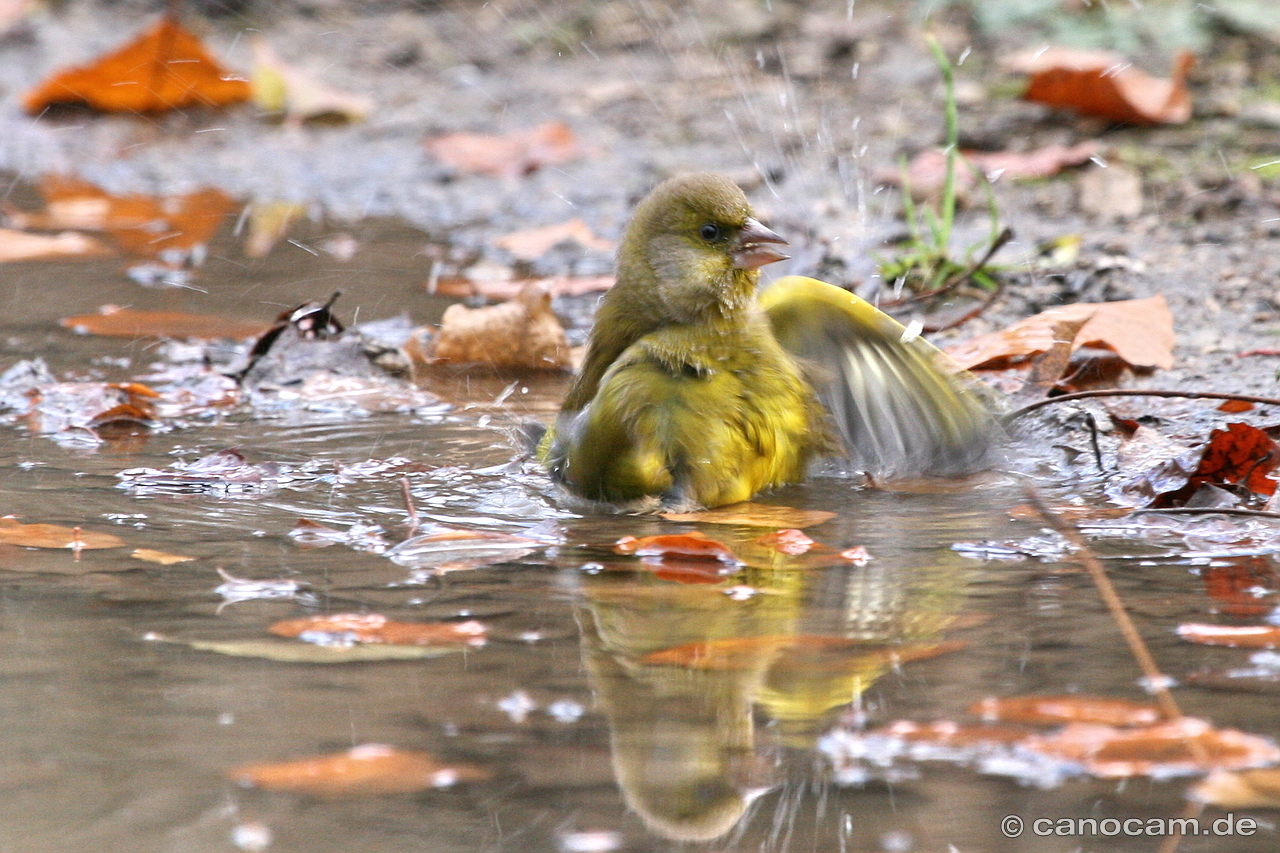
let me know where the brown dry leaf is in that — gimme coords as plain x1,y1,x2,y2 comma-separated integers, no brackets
874,719,1033,747
1202,558,1277,618
429,281,570,370
425,121,581,178
1005,46,1195,125
1178,623,1280,649
0,517,124,550
13,176,235,259
614,531,743,564
1189,422,1280,498
970,695,1160,727
250,38,371,124
428,274,615,302
1192,768,1280,809
1023,317,1091,395
883,141,1100,200
61,305,269,340
0,228,110,262
946,295,1174,371
230,743,490,796
130,548,195,566
1028,717,1280,778
493,218,613,262
660,502,836,528
268,614,487,647
24,15,251,115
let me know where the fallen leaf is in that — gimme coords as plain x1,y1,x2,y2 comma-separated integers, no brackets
230,743,490,796
426,121,581,178
1005,46,1195,125
660,502,836,528
131,548,195,565
24,15,251,115
243,200,307,258
946,295,1175,372
1191,768,1280,808
268,614,487,647
756,528,816,555
1178,623,1280,649
1078,163,1144,221
428,281,571,370
871,719,1034,747
0,517,124,550
178,637,460,663
0,228,110,262
1219,399,1255,414
250,37,371,124
14,175,235,259
1203,558,1276,618
493,218,613,261
614,531,743,564
882,141,1100,200
1028,717,1280,778
1023,317,1091,396
61,306,269,340
970,695,1161,727
1188,422,1280,498
426,274,615,302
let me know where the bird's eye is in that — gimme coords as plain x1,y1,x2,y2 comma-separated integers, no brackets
699,223,721,242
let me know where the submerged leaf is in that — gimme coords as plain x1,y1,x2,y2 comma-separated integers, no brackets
230,743,490,796
61,306,268,341
179,637,460,663
267,613,487,648
1178,623,1280,649
970,695,1161,727
1028,717,1280,778
131,548,195,565
0,228,109,262
24,15,251,114
0,517,124,550
386,527,541,572
614,531,743,564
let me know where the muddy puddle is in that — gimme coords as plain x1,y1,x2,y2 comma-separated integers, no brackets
0,195,1277,853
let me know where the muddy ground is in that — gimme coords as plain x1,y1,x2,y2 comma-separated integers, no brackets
2,0,1280,399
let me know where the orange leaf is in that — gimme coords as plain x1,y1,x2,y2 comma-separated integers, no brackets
492,218,613,262
1218,399,1255,414
1178,623,1280,649
18,176,235,258
1006,47,1194,125
0,228,110,262
24,16,251,115
61,306,269,341
614,531,742,564
1202,558,1276,618
875,719,1033,747
0,517,124,550
426,121,580,178
756,528,816,555
946,295,1174,372
230,743,490,796
1188,422,1279,497
268,614,487,647
970,695,1161,727
1192,768,1280,809
1028,718,1280,778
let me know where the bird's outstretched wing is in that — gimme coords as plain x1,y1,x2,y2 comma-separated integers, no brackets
760,276,1000,478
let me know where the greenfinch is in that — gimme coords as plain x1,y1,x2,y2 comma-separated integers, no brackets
541,172,996,510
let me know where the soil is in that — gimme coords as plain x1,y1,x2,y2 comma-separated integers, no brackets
2,0,1280,399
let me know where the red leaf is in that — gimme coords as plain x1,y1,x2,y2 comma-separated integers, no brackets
970,695,1160,727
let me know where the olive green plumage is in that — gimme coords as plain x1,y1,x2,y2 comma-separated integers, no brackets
541,172,996,510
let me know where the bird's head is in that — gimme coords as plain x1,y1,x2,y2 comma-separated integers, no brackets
618,173,789,322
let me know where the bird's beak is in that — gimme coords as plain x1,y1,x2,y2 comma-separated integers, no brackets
731,218,789,270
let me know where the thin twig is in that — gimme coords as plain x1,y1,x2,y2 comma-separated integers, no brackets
922,273,1007,333
1005,389,1280,422
1156,800,1204,853
890,226,1015,309
1130,507,1280,520
1022,485,1189,725
400,476,419,537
